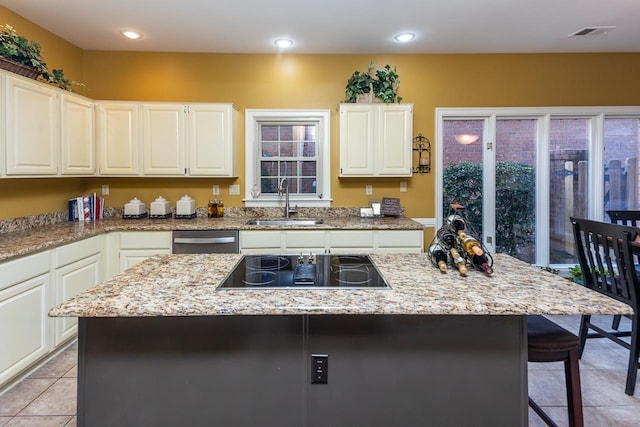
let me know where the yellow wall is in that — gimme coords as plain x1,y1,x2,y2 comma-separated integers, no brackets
2,7,640,221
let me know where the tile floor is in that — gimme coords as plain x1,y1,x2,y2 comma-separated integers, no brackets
0,315,638,426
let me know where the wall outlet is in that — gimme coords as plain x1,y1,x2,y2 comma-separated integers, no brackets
212,185,220,195
311,354,329,384
400,181,407,192
229,184,240,195
101,185,109,195
365,184,373,195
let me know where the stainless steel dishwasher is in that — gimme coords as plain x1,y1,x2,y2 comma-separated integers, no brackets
172,230,239,254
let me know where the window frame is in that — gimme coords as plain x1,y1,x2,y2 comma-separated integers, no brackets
244,109,331,207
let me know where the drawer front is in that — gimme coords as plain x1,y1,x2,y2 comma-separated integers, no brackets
54,235,102,268
376,230,423,248
239,231,282,249
284,231,326,249
0,251,50,291
120,231,172,249
329,231,373,248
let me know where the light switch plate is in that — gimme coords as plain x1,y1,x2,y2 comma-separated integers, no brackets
229,184,240,195
101,185,109,195
212,185,220,195
400,181,407,192
365,184,373,195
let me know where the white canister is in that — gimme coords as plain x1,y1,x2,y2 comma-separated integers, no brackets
176,195,196,216
124,197,147,216
150,196,171,216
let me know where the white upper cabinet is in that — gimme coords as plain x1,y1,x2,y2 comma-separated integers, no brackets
188,104,237,177
96,102,140,176
4,74,59,175
61,93,95,175
339,103,413,177
142,104,186,175
142,103,238,177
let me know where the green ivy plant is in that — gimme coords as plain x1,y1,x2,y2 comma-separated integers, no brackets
344,62,374,103
0,24,47,71
42,68,84,92
344,62,402,104
372,64,402,103
0,24,83,92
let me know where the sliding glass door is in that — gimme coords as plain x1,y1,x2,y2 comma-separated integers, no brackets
437,107,640,269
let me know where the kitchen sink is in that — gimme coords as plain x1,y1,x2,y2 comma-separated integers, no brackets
245,219,324,226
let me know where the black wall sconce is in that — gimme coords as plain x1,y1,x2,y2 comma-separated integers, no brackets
412,133,431,174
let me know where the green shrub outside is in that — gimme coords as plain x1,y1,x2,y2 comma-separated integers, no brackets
442,161,536,259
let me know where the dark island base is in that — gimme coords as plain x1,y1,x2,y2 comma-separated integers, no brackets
78,315,527,426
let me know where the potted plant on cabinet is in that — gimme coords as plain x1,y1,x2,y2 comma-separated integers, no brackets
0,24,83,91
0,24,47,79
344,61,402,104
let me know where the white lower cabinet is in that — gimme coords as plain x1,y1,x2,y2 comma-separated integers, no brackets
283,231,326,254
53,255,102,346
239,231,282,254
0,251,51,386
375,230,424,253
240,229,423,254
118,231,172,272
327,230,375,254
53,236,104,346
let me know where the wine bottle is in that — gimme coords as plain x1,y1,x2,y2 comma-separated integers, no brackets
457,231,484,256
471,254,494,275
446,214,466,232
428,243,448,272
436,226,457,249
449,248,467,276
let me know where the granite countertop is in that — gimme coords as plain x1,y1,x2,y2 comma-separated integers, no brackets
0,213,423,262
49,253,633,318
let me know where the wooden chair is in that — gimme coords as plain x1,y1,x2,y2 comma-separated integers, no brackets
608,210,640,227
607,210,640,330
528,315,583,427
571,217,640,395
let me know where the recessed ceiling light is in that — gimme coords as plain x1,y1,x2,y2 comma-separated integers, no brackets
394,33,415,43
121,31,142,40
274,39,293,48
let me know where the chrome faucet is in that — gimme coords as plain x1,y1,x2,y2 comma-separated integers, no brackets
278,177,291,218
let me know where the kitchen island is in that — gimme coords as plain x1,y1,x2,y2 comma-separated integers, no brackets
51,253,632,427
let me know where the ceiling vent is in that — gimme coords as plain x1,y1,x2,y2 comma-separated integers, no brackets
569,26,616,37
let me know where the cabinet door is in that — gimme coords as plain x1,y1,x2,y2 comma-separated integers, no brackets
377,105,413,176
61,93,95,175
339,105,375,176
119,231,172,273
96,103,139,175
54,254,101,345
188,104,237,176
119,249,171,272
142,104,185,175
0,274,51,386
5,76,59,175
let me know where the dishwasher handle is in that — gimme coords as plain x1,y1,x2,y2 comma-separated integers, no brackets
173,237,236,245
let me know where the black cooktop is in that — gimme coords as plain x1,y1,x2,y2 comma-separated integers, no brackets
218,254,390,289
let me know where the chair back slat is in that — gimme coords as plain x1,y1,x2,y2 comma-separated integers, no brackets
608,210,640,227
571,217,640,307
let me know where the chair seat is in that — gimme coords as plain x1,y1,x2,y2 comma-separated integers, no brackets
528,315,580,354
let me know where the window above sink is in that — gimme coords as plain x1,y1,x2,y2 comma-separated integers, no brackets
244,109,332,208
